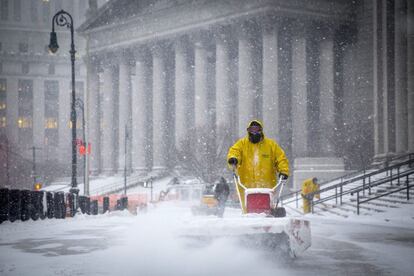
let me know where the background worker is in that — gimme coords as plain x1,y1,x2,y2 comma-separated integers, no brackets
301,177,320,214
214,177,230,217
227,120,289,213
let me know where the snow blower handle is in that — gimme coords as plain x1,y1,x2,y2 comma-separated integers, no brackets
273,175,287,208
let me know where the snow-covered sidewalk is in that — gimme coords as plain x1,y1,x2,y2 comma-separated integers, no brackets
1,202,413,276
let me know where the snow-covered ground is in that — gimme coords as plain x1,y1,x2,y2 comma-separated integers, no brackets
1,201,413,276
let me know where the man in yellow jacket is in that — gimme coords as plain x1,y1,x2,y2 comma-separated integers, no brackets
301,177,320,214
227,120,289,213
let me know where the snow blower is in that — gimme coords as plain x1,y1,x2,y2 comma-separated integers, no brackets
179,169,311,257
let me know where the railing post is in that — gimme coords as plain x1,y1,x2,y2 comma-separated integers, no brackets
407,176,410,201
311,198,314,214
363,177,365,196
335,186,338,205
390,168,393,186
357,191,360,215
397,166,400,185
340,185,343,205
296,191,298,208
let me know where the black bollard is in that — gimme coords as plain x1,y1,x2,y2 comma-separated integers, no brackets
0,188,9,223
9,189,21,222
54,192,65,219
90,200,98,215
30,191,44,221
86,197,90,215
67,193,77,217
121,197,128,210
103,197,110,213
20,190,31,221
46,192,54,219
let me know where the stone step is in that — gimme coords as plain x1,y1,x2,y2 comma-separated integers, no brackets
316,203,348,218
343,202,385,213
349,197,398,208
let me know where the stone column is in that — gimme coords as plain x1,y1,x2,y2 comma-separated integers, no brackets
262,19,279,140
215,27,234,141
194,37,210,131
87,58,101,174
407,0,414,152
319,30,335,156
58,80,71,164
174,37,193,149
6,78,18,146
151,44,169,172
394,0,408,154
291,30,308,158
132,48,150,174
32,78,45,161
373,0,396,159
238,21,260,137
118,53,132,173
101,61,117,175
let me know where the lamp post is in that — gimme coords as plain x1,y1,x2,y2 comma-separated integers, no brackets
49,10,78,194
75,98,88,196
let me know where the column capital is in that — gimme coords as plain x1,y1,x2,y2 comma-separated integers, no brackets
101,52,119,68
132,46,150,62
174,35,192,53
190,30,214,49
212,25,235,45
235,19,260,40
259,13,282,34
150,41,171,57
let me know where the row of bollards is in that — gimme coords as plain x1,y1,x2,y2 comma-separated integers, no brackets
0,188,128,224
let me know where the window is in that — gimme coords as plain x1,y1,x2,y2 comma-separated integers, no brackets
44,80,58,146
19,43,28,53
44,80,58,117
48,63,55,75
30,0,37,22
1,0,8,21
22,62,29,74
17,117,32,128
13,0,20,21
42,0,50,24
0,79,6,128
18,80,33,145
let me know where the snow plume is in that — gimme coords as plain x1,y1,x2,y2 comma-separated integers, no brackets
0,202,292,276
103,203,289,276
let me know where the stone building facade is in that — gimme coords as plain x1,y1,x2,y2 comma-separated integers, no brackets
76,0,412,188
0,0,107,188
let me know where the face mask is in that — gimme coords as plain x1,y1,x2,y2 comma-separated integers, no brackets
248,132,262,144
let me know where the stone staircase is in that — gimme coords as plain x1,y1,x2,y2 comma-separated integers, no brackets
283,164,414,218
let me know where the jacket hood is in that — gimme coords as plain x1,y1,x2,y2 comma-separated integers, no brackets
246,119,264,132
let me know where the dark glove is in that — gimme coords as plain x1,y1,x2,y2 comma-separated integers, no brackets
279,173,288,180
228,157,238,166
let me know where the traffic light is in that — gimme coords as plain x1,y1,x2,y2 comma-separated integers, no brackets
34,183,42,191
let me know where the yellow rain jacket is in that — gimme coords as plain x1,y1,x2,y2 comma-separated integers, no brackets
301,178,320,199
227,120,289,212
301,178,320,213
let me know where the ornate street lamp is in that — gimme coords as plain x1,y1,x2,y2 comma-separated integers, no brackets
49,10,78,194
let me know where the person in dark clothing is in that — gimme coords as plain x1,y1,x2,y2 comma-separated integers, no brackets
214,177,230,217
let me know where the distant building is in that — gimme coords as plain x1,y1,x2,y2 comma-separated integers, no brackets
0,0,105,188
78,0,413,189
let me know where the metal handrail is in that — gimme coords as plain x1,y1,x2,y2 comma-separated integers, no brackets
355,171,414,214
311,168,414,207
282,152,414,200
280,152,414,208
